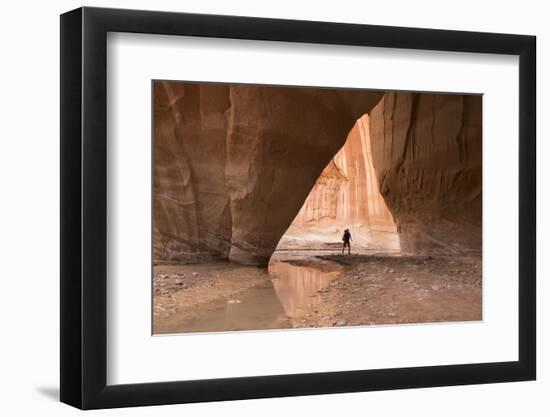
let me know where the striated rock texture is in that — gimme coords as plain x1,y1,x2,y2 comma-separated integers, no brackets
368,92,482,254
224,87,384,265
153,82,383,265
286,114,397,247
155,83,482,264
153,82,233,261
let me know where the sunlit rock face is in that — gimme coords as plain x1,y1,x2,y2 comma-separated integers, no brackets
368,93,482,254
153,82,384,265
283,115,399,251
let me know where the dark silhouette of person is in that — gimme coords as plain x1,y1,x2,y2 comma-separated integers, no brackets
342,228,352,254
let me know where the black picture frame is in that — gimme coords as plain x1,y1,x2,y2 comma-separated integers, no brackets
60,6,536,410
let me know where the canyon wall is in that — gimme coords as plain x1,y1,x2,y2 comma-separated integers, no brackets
368,92,482,254
155,83,482,264
153,82,233,261
154,82,384,265
284,115,398,250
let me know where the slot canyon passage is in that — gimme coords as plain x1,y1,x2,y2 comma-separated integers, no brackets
152,82,482,334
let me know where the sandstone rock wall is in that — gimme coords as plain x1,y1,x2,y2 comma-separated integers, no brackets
153,82,383,265
289,115,396,233
153,82,233,261
155,83,482,264
368,92,482,254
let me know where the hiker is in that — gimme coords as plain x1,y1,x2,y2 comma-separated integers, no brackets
342,228,352,255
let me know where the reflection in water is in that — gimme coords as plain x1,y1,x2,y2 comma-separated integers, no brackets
269,262,338,318
156,260,339,334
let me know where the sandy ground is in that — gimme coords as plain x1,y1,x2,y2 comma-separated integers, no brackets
153,249,481,334
292,253,482,328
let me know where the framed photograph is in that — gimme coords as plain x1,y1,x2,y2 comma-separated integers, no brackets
60,6,536,409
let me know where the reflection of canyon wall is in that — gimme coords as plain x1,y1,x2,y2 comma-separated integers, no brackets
369,93,482,254
154,82,384,265
269,262,337,317
285,115,398,249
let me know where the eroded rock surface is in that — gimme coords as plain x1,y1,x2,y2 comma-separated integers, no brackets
368,93,482,254
154,83,481,265
284,114,398,250
224,87,384,264
153,82,232,261
154,82,383,265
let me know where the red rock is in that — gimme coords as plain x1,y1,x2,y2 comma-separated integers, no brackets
369,92,482,254
153,82,382,265
154,83,481,265
284,114,399,250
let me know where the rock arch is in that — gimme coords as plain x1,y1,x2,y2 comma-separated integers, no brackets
153,82,481,266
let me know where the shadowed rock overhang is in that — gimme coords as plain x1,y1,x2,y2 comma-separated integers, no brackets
153,82,481,266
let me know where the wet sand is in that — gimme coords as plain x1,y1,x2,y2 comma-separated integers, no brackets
153,249,481,334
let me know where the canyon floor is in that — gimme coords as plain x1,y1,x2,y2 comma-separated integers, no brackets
153,244,482,335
